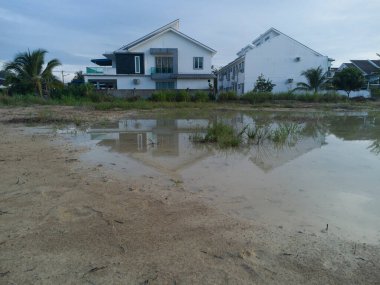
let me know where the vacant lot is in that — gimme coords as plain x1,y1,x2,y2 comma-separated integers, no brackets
0,106,379,284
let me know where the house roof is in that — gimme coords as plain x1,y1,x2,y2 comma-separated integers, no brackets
351,60,380,75
370,60,380,68
251,27,326,57
341,63,355,69
116,19,216,54
219,56,244,73
91,58,112,66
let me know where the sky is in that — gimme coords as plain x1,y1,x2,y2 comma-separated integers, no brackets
0,0,379,81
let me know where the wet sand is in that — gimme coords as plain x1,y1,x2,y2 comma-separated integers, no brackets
1,106,379,284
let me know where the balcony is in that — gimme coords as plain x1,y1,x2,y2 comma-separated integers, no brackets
150,67,173,80
86,67,116,75
150,67,173,74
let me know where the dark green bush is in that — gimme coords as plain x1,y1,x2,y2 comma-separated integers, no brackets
176,90,191,102
218,91,238,102
240,92,273,103
370,88,380,100
192,91,209,102
50,83,94,99
151,91,167,101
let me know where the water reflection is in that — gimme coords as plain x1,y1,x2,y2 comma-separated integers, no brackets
79,111,380,243
87,112,380,173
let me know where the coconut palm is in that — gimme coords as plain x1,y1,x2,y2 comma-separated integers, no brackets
294,66,326,93
5,49,61,96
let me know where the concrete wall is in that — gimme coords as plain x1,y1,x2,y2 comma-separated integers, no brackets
244,34,329,93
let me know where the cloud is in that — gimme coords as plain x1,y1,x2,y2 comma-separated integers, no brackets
0,0,379,69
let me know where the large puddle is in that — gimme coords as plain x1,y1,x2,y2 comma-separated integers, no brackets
63,111,380,244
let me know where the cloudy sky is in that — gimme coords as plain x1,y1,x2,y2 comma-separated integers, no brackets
1,0,379,80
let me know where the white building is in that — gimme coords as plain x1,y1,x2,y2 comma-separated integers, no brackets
218,28,333,95
84,20,216,97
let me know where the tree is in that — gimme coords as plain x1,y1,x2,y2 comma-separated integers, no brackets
70,71,85,85
253,74,275,92
4,49,61,96
294,66,326,93
333,67,364,98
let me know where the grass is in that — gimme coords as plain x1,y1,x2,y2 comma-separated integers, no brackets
240,91,348,104
192,121,305,148
191,123,244,148
1,90,379,112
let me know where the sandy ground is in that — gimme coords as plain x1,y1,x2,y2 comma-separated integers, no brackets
1,106,380,284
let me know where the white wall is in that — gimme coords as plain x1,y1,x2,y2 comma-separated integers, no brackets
244,34,329,93
337,90,371,98
129,30,213,75
176,79,210,89
85,75,155,89
116,76,155,89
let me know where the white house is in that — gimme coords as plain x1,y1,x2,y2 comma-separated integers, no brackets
218,28,333,95
84,20,216,96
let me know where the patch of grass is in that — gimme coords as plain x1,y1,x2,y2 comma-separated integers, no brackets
192,91,209,102
240,91,347,104
218,91,238,102
192,123,243,148
271,123,301,146
247,125,272,144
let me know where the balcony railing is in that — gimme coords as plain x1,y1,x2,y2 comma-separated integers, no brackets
150,67,173,74
86,67,116,75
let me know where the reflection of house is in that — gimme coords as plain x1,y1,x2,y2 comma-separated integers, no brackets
84,20,216,96
327,113,380,141
89,119,211,172
218,28,333,94
249,135,326,172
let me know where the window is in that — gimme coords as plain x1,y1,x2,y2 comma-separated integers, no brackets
155,57,173,73
135,56,140,74
265,36,270,41
193,57,203,69
156,81,175,90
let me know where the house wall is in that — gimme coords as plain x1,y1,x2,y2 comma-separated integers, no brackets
116,76,156,89
85,30,215,91
218,58,245,95
129,30,213,76
176,79,210,89
244,34,329,93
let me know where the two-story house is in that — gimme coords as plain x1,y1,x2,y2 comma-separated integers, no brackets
84,20,216,97
338,60,380,87
218,28,333,95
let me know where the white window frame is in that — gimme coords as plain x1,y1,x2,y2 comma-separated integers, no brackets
135,56,140,74
193,57,204,70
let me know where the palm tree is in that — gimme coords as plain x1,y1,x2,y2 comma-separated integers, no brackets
5,49,61,96
294,66,326,93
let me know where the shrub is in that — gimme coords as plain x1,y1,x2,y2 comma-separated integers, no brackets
218,91,238,102
176,90,191,102
151,91,167,102
165,90,177,102
253,74,275,92
371,88,380,100
240,92,273,103
192,91,209,102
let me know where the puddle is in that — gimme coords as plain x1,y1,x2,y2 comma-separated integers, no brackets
61,111,380,244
